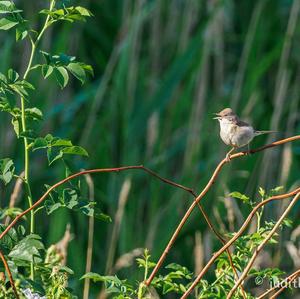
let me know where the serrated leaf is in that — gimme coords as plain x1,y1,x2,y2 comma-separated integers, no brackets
229,191,250,203
9,234,44,263
0,17,18,30
0,158,15,185
61,146,88,157
66,62,86,83
54,66,69,88
25,107,43,120
51,138,72,147
75,6,92,16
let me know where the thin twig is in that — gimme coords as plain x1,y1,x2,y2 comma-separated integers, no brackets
180,188,300,298
145,135,300,286
257,268,300,299
83,173,95,299
0,250,19,299
270,270,300,298
4,172,24,226
226,192,300,298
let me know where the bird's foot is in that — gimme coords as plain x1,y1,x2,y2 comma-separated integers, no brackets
225,153,231,162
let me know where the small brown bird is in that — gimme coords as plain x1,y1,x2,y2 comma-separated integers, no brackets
214,108,275,161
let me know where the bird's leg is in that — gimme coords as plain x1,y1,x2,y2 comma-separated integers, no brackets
226,147,235,162
247,143,251,155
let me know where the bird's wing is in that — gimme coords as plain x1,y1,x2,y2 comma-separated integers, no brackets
235,118,251,127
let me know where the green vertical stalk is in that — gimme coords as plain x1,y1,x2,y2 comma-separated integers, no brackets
20,0,55,280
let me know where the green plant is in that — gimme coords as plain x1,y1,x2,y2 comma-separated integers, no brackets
84,187,298,299
0,1,108,297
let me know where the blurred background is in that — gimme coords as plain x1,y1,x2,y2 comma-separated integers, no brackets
0,0,300,297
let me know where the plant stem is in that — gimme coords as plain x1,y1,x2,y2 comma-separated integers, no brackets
20,0,55,280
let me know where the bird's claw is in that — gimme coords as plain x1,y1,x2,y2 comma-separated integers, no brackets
225,153,231,162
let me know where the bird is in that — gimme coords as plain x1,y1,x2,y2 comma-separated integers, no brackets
213,108,275,161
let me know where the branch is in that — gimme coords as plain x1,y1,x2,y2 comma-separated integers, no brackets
0,250,19,299
145,135,300,286
180,187,300,298
0,165,191,240
226,192,300,298
0,165,230,295
257,268,300,299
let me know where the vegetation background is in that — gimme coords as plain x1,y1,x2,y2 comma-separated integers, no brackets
0,0,300,297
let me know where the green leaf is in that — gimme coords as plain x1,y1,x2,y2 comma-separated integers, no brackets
66,63,86,84
0,1,22,14
0,158,15,185
44,199,62,214
25,107,43,120
75,6,92,17
61,146,88,157
258,187,265,197
54,66,69,88
47,147,63,165
80,272,106,282
270,186,284,195
229,191,250,203
0,17,18,30
0,224,25,253
11,117,20,137
80,205,111,222
7,69,19,82
31,137,48,150
51,138,72,147
9,234,44,263
42,64,53,78
63,188,79,209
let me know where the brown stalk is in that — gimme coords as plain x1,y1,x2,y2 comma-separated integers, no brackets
0,165,219,297
83,173,95,299
180,187,300,298
0,250,19,299
4,172,24,226
270,270,300,298
257,268,300,299
226,192,300,298
146,135,300,286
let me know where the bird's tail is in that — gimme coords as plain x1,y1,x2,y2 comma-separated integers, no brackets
254,130,277,136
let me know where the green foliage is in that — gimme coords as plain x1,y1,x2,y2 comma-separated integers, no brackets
0,0,299,298
0,158,14,185
30,134,88,164
0,1,109,297
44,185,111,221
34,51,93,87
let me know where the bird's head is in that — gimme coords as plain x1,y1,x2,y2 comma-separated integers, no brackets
213,108,237,123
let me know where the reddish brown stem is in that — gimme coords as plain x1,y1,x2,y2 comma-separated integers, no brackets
181,188,300,298
0,165,193,240
145,135,300,286
0,250,19,299
227,192,300,298
257,269,300,299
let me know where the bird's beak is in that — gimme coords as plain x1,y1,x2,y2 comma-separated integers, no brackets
213,113,221,120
